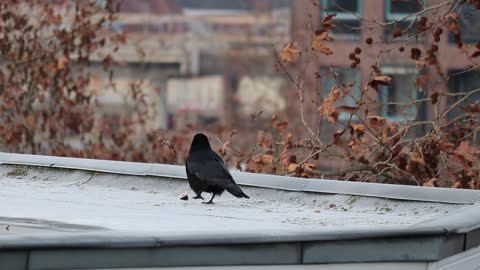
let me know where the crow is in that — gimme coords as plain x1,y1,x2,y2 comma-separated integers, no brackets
186,133,250,204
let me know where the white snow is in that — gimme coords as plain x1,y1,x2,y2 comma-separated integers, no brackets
0,165,465,236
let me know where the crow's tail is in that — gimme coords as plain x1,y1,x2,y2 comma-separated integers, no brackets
226,184,250,199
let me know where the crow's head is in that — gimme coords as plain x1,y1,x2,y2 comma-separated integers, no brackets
190,133,211,152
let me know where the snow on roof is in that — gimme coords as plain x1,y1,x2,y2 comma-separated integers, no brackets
0,164,459,235
1,152,480,268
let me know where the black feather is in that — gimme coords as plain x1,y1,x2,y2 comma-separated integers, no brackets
186,133,249,204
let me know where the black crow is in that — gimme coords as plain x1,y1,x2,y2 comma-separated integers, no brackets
186,133,250,204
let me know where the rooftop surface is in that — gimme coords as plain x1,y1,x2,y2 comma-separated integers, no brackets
0,163,463,235
0,153,480,269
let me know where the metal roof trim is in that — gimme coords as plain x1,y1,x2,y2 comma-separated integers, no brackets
0,226,449,250
1,152,479,204
413,203,480,233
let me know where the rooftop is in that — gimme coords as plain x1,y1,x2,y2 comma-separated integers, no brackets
0,152,480,269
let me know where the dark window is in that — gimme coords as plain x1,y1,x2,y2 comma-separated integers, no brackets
384,20,419,41
449,4,480,44
384,1,425,41
324,0,358,12
331,20,361,40
378,67,419,121
447,69,480,120
176,0,252,10
389,0,422,14
199,115,220,127
321,0,361,40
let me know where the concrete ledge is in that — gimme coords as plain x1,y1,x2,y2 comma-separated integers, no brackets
1,152,480,204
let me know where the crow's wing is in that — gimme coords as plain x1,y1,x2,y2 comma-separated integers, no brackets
186,151,234,187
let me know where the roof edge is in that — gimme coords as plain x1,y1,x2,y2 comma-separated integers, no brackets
1,152,480,204
0,226,451,250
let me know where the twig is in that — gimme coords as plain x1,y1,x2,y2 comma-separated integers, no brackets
441,87,480,118
348,0,455,29
273,48,318,141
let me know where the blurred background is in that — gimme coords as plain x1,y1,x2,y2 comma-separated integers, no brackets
94,0,291,131
0,0,479,181
89,0,480,135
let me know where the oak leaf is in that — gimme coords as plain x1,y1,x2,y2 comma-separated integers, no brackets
312,31,333,55
368,75,391,92
318,86,341,124
280,42,300,62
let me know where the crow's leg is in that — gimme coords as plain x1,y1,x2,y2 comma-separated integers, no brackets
193,193,204,199
202,194,215,204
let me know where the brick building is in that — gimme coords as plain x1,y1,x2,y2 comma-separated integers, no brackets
291,0,480,136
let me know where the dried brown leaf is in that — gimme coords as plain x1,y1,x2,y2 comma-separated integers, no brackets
452,181,463,188
318,86,341,124
312,31,334,55
275,121,289,132
261,154,274,164
280,42,300,62
351,124,367,136
415,59,426,71
321,14,336,30
57,56,69,70
336,105,358,115
367,116,386,129
288,163,300,173
423,178,439,187
246,158,259,172
368,75,391,92
454,141,478,162
302,163,316,173
257,131,272,148
462,102,480,114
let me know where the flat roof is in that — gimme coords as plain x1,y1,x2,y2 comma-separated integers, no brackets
0,152,479,269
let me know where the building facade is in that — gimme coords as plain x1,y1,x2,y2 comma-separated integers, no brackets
291,0,480,136
107,0,291,129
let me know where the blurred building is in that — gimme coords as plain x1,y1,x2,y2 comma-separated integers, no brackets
291,0,480,136
96,0,291,129
236,76,287,116
166,75,225,128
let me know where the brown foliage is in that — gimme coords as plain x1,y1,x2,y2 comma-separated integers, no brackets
1,0,479,191
280,42,300,63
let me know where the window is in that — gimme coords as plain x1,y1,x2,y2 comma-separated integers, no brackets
447,69,480,120
323,0,358,12
321,0,361,40
449,4,480,44
320,66,361,120
378,66,419,121
387,0,423,16
384,0,424,40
